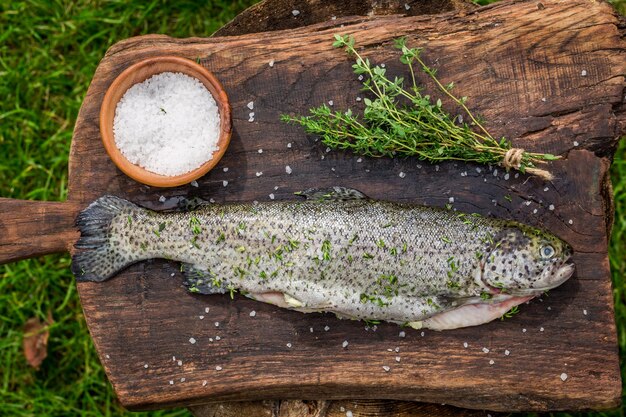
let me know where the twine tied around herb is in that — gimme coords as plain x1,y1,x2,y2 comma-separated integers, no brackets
502,148,554,181
282,35,560,181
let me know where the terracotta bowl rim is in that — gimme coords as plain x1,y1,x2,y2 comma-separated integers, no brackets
99,55,232,188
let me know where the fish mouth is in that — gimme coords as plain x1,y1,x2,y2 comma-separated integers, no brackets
511,261,575,297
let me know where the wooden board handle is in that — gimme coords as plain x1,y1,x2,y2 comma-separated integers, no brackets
0,198,81,264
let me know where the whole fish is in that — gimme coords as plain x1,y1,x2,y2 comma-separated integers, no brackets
72,187,574,330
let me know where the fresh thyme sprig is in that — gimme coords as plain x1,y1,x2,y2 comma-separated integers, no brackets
281,34,558,179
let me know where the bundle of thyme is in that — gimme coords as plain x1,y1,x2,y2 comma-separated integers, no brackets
281,35,558,180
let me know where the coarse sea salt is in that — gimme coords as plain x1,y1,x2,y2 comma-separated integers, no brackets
113,72,220,176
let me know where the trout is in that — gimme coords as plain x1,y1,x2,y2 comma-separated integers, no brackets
71,187,574,330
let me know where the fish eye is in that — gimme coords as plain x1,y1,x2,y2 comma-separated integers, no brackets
540,245,555,259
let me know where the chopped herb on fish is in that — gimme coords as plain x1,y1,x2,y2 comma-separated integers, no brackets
72,189,574,330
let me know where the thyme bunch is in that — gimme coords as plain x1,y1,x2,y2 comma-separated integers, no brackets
281,35,558,179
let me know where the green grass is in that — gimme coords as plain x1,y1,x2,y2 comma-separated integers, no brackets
0,1,624,416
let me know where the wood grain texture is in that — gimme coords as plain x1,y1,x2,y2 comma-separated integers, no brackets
214,0,477,37
190,399,504,417
0,199,80,264
67,0,625,412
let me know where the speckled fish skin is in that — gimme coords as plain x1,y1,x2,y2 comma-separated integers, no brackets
72,189,574,330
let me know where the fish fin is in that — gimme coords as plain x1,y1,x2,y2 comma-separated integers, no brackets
72,195,144,282
181,263,227,295
295,186,368,201
176,196,210,211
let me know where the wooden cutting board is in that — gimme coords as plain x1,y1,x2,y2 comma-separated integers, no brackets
1,0,624,412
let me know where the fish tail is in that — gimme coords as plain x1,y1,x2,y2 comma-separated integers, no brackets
72,195,142,282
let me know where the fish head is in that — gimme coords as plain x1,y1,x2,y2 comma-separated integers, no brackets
480,225,574,296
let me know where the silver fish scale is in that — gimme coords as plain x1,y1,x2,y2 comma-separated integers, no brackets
113,200,504,322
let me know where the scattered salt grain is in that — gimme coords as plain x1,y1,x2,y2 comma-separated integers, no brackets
574,141,579,146
420,331,424,337
189,337,197,344
399,331,406,338
285,165,292,174
274,186,279,190
581,70,587,76
448,197,454,203
342,341,349,348
489,359,495,365
395,356,401,362
328,100,334,106
177,360,183,366
205,307,210,313
258,148,263,154
292,9,300,16
541,97,547,102
382,366,391,372
269,193,275,200
171,272,175,277
356,96,362,102
568,219,573,225
358,75,364,81
533,209,538,214
105,354,110,359
269,60,275,67
399,172,406,178
113,72,220,176
583,309,588,315
549,204,555,211
169,380,174,385
505,350,510,356
504,173,510,180
222,180,228,187
310,327,314,333
159,195,166,203
249,311,256,317
247,101,254,110
463,342,468,348
522,328,527,333
144,364,149,368
286,343,292,348
560,372,568,381
482,347,490,353
216,365,222,371
202,380,208,386
215,322,220,327
190,180,199,188
346,411,353,417
324,325,330,331
215,336,221,341
199,315,204,320
256,171,263,177
540,327,544,332
543,187,549,192
405,3,411,10
287,142,292,148
180,377,186,382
